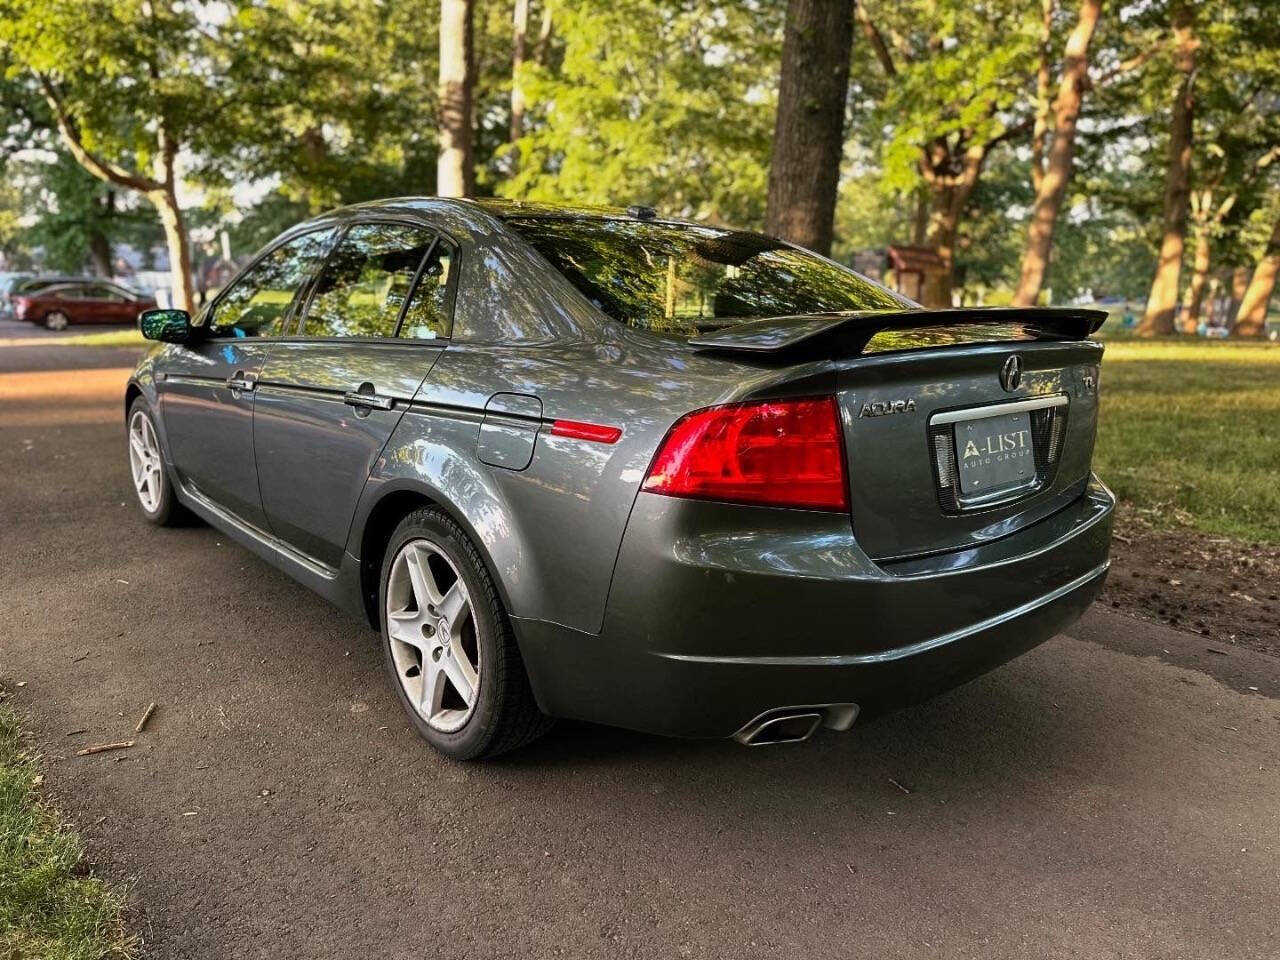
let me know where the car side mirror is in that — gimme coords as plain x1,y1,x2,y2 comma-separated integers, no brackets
140,308,192,344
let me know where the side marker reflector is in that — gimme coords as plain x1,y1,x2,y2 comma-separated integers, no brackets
550,419,623,444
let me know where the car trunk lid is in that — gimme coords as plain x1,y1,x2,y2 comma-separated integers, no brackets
692,308,1105,561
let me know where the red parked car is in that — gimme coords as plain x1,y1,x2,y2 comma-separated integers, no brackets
12,280,157,331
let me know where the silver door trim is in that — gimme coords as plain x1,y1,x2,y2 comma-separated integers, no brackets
184,483,339,580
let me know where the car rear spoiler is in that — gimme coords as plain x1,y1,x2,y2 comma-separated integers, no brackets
687,307,1107,355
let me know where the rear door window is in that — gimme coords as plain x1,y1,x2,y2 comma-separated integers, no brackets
398,240,455,340
300,222,448,339
209,228,337,337
84,285,125,302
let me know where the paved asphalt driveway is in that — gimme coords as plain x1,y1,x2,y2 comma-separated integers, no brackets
2,340,1278,959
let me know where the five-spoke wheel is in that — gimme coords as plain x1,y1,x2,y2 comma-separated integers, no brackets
126,398,190,526
128,408,165,514
380,507,553,759
386,539,481,733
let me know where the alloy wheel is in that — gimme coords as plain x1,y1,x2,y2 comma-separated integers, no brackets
128,410,164,513
385,538,481,733
45,311,69,331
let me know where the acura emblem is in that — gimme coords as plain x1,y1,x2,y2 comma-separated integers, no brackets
1000,355,1023,392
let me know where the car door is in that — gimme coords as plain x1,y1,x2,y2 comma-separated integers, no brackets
157,228,337,529
42,286,81,323
252,219,455,568
99,284,137,324
78,285,116,324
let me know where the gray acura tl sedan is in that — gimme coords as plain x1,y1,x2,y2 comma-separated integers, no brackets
125,198,1114,759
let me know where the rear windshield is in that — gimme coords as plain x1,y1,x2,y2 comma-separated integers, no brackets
505,217,910,335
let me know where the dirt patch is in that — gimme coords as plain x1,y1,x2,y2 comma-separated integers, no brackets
1102,510,1280,659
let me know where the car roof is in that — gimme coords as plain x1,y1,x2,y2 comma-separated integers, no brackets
320,196,701,230
19,275,100,288
30,279,139,296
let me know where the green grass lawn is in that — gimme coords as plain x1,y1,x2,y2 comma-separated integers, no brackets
0,704,135,959
1094,337,1280,543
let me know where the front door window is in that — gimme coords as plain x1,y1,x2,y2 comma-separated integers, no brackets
209,228,336,337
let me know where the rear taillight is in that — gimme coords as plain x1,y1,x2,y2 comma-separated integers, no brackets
642,397,848,511
12,296,30,318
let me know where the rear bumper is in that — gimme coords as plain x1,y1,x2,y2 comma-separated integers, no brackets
516,477,1114,739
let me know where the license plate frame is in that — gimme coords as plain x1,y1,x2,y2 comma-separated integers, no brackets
951,409,1038,507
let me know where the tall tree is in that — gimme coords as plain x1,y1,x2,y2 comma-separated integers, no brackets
764,0,855,256
226,0,444,215
0,0,322,312
0,0,228,311
1137,2,1197,336
1234,212,1279,337
1182,185,1236,330
1011,0,1103,306
439,0,477,197
857,1,1038,306
498,0,781,226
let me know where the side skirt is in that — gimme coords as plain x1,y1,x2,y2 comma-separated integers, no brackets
177,482,369,623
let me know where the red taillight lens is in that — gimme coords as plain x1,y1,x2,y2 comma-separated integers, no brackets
642,397,849,511
12,296,30,318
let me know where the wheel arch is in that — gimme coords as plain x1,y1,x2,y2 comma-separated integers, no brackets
124,380,143,420
354,481,521,634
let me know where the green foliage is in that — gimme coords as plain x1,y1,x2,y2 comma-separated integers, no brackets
854,0,1039,195
498,0,783,226
0,704,136,959
17,151,162,273
210,0,443,212
0,0,1275,300
1087,0,1280,290
0,0,240,170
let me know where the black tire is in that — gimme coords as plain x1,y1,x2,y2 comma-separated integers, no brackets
379,507,554,760
126,398,193,527
44,311,70,331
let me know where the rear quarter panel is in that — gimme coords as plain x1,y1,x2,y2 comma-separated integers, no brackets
355,329,800,635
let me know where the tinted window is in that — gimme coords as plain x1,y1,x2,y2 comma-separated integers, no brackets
18,279,63,294
399,240,455,340
84,285,127,302
505,217,910,335
301,223,446,339
209,228,336,337
46,285,90,300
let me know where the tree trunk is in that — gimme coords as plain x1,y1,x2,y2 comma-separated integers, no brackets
912,189,928,245
88,230,113,277
920,140,989,307
1182,222,1210,331
922,188,960,307
510,0,529,143
1029,0,1056,199
1011,0,1102,306
764,0,855,256
438,0,476,197
1182,189,1235,330
150,187,195,314
1233,215,1278,337
533,4,553,65
1137,4,1197,335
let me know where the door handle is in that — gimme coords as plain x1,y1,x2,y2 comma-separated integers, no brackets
226,372,256,392
343,390,395,411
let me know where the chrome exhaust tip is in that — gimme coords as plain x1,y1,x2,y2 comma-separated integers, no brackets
732,703,859,747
